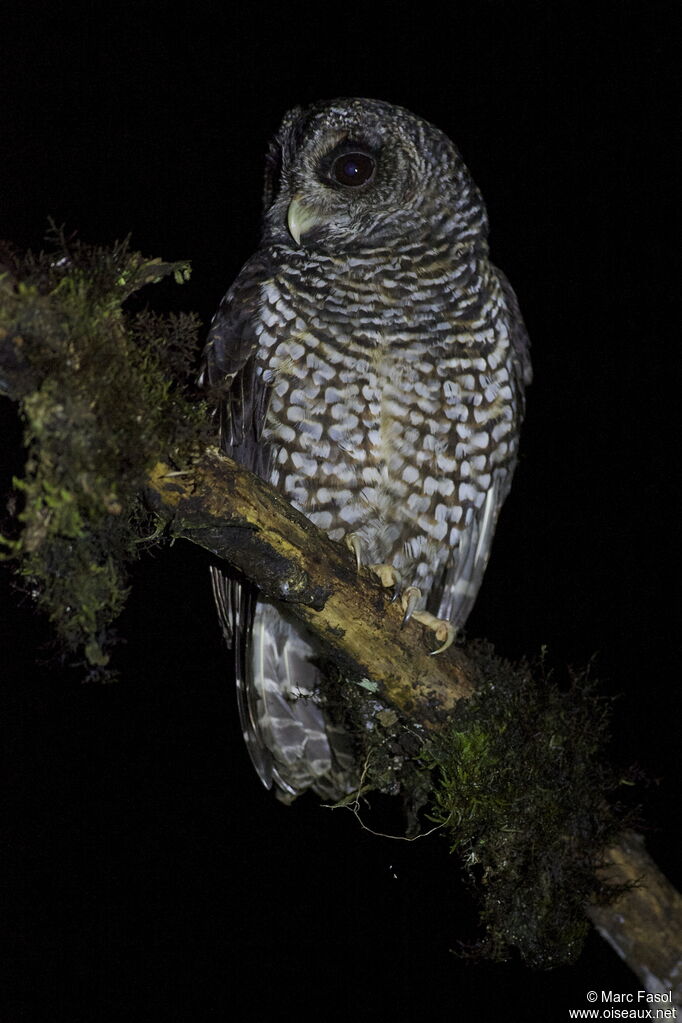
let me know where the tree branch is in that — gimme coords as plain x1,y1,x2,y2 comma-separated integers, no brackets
146,452,475,725
146,450,682,1004
589,834,682,1006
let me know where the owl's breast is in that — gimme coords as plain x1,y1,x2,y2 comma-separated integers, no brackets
251,259,521,568
256,318,404,532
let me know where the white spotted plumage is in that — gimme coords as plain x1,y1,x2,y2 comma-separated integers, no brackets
201,98,531,801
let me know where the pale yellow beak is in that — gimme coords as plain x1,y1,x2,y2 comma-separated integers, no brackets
287,196,323,246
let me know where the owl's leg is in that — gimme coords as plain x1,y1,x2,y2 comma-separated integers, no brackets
401,586,456,655
344,534,402,594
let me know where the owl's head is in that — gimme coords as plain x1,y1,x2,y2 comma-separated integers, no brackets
260,98,487,252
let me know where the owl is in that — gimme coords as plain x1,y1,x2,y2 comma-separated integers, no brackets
201,98,531,802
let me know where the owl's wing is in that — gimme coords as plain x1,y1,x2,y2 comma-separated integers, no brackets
200,253,273,472
433,481,503,628
496,266,533,395
202,257,357,802
200,255,278,789
434,269,531,628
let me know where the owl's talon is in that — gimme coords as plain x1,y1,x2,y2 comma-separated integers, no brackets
429,621,457,655
400,586,422,627
399,591,456,653
411,609,457,655
345,533,364,571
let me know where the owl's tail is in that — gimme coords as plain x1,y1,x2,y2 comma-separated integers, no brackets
211,562,356,801
250,603,357,802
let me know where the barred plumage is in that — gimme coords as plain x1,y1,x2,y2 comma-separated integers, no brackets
201,98,531,801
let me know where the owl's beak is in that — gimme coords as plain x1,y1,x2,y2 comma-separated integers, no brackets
287,196,322,246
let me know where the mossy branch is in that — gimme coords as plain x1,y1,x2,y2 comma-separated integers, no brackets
149,455,680,995
0,231,207,668
149,453,682,993
146,451,475,721
1,235,680,995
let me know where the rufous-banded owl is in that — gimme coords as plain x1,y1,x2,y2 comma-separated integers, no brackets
201,98,531,801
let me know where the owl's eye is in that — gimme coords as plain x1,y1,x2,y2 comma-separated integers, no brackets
331,152,375,187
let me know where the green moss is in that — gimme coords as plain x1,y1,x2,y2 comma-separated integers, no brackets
421,643,632,967
0,229,207,675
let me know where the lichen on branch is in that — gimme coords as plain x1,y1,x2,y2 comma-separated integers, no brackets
0,229,206,671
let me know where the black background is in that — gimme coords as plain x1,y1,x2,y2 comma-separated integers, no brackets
1,3,679,1020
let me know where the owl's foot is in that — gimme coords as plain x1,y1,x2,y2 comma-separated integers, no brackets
344,535,401,595
400,587,456,655
415,611,457,655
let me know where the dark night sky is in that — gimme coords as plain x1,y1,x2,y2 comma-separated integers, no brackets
1,3,679,1020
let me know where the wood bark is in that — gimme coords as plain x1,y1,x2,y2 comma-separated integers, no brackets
589,834,682,1006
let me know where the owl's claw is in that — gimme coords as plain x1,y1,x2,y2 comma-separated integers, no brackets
345,533,364,571
345,538,454,651
400,588,456,654
344,536,401,597
400,586,422,626
414,611,456,655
